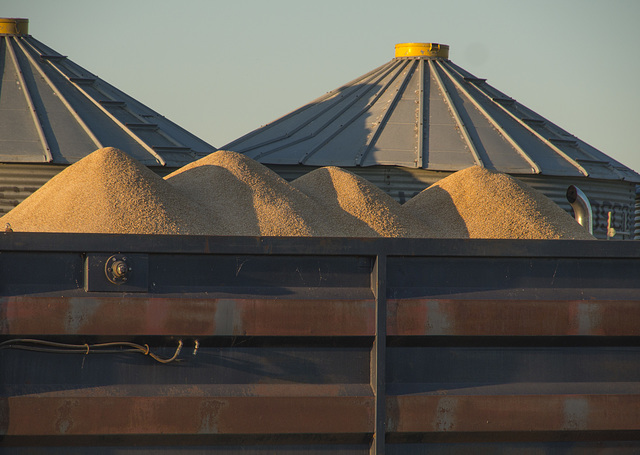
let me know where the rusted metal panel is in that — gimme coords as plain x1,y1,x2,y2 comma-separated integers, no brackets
0,296,375,336
5,394,374,437
387,394,640,435
2,233,640,453
388,299,640,336
387,443,640,453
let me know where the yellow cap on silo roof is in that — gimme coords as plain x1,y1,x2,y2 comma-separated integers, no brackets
395,42,449,59
0,18,29,35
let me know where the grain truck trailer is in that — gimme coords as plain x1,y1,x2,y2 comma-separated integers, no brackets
1,232,639,453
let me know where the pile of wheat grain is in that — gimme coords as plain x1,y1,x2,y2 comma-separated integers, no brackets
0,147,224,235
291,166,435,238
402,165,595,240
165,150,337,236
1,147,596,240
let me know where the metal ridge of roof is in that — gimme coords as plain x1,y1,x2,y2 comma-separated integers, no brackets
223,42,640,183
0,19,216,167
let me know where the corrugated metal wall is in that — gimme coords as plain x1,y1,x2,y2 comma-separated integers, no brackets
271,165,638,240
636,186,640,240
2,234,640,453
517,174,636,240
0,164,63,215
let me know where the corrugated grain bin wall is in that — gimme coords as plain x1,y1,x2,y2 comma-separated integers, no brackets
636,185,640,239
0,164,178,215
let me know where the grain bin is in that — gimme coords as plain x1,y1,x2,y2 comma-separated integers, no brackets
223,43,640,239
0,18,217,215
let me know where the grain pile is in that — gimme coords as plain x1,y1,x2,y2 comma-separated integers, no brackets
291,166,435,238
402,166,595,240
0,147,225,235
164,150,337,236
1,146,596,240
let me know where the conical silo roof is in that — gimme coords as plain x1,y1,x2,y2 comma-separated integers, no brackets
223,42,640,183
0,18,216,167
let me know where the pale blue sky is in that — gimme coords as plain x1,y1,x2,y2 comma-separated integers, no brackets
3,0,640,172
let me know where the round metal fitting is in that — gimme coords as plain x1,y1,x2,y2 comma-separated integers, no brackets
105,254,131,285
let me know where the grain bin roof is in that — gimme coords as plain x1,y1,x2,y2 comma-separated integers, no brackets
223,42,640,183
0,18,216,167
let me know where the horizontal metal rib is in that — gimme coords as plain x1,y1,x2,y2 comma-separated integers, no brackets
1,296,375,337
388,298,640,336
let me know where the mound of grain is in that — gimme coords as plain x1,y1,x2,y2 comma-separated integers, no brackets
0,147,225,235
291,166,435,238
403,166,595,240
165,150,340,236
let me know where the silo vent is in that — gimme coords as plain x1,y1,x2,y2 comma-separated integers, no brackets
395,42,449,59
0,18,28,36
